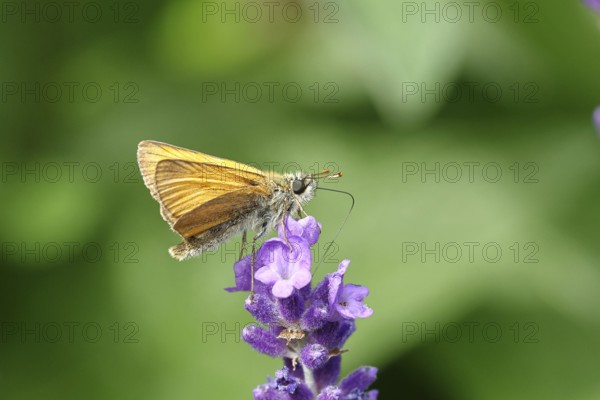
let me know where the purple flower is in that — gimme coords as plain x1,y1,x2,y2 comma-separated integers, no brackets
332,284,373,319
593,106,600,135
300,343,330,370
584,0,600,13
275,366,299,394
226,216,377,397
315,387,342,400
245,293,279,325
225,255,273,297
278,291,306,323
278,215,322,246
253,367,313,400
328,261,373,320
242,324,287,358
316,367,379,400
225,255,253,293
314,357,341,393
311,320,355,350
256,365,378,400
300,300,329,331
338,367,378,395
255,236,313,298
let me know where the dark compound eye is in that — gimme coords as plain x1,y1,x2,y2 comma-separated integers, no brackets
292,178,306,194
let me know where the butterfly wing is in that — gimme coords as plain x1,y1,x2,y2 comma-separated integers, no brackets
172,187,266,239
137,140,272,237
137,140,266,203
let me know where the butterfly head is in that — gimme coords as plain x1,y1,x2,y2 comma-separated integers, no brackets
288,172,317,204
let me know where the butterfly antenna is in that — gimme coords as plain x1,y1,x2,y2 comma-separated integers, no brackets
310,170,343,181
313,186,354,276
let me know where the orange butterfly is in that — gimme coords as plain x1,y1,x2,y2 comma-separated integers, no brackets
137,140,338,261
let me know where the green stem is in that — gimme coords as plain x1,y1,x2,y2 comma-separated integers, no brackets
301,363,317,395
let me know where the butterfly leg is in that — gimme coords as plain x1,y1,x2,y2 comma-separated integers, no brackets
250,236,258,294
239,230,247,260
295,199,309,218
280,199,293,251
250,225,267,295
280,218,293,251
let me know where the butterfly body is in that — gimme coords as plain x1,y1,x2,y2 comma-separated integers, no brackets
137,141,317,260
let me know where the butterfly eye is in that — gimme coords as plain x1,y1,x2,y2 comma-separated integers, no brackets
292,178,306,194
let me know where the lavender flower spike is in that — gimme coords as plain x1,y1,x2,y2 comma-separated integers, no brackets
226,215,378,398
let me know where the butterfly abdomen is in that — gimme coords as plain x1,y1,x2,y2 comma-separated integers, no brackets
169,207,267,260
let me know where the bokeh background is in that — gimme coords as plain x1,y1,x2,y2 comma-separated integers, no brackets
1,0,600,399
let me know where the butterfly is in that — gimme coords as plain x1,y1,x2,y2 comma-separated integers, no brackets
137,140,339,261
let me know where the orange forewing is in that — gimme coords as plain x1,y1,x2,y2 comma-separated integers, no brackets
137,140,266,201
137,140,272,237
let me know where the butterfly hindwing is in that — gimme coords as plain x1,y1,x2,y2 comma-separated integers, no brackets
154,159,268,224
172,187,268,239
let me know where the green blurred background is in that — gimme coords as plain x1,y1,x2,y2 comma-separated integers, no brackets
1,0,599,398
